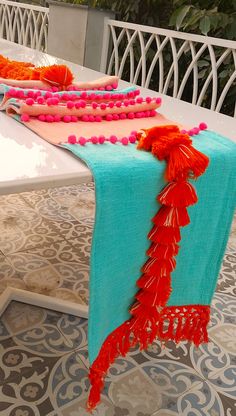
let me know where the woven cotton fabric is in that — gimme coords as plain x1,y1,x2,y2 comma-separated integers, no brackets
64,130,236,364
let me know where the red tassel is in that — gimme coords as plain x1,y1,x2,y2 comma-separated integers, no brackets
152,206,190,227
142,257,176,275
146,242,179,258
158,181,198,207
87,304,210,411
40,65,74,89
151,133,191,160
136,277,172,306
166,144,209,181
137,125,180,151
148,225,181,244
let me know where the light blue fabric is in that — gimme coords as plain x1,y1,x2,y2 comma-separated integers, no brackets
63,131,236,363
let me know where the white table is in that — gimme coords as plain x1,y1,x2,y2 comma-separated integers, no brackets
0,39,235,317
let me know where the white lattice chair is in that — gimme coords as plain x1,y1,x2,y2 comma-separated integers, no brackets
0,0,49,51
101,20,236,117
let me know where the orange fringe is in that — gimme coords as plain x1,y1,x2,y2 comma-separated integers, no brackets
0,55,73,89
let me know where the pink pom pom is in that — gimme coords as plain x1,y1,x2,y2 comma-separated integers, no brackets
80,92,87,99
108,101,114,108
106,114,113,121
81,115,89,122
112,83,118,89
71,115,78,122
91,136,98,144
52,97,59,105
188,129,195,136
46,98,53,106
75,102,81,109
17,90,25,99
52,86,59,92
112,114,119,120
199,122,207,130
121,137,128,145
180,129,187,134
106,85,112,91
113,94,118,100
134,89,140,96
193,127,200,135
27,91,35,98
54,114,61,122
100,103,107,110
37,96,44,104
99,87,105,91
25,98,34,106
136,97,143,104
80,100,86,108
38,114,46,122
46,114,54,123
68,135,77,144
129,99,135,105
119,113,127,120
21,113,30,122
63,115,72,123
45,92,53,99
150,110,156,117
131,130,137,136
156,97,162,105
128,112,135,119
67,101,74,109
92,102,98,109
123,99,129,107
110,135,117,144
98,135,106,144
145,96,152,103
115,101,122,107
128,91,134,98
67,86,74,92
95,115,102,122
8,88,16,97
135,112,142,118
129,135,136,143
88,115,95,122
145,110,151,117
79,137,86,145
89,93,96,100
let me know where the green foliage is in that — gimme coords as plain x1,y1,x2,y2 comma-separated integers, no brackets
169,0,236,40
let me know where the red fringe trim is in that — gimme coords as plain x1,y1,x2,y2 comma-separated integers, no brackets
87,304,210,411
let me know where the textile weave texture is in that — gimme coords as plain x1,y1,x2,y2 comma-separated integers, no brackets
64,130,236,364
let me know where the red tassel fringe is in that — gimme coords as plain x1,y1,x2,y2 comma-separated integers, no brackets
87,304,210,411
87,125,210,411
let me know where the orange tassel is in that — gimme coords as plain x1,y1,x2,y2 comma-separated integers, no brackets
152,206,190,227
166,144,209,181
142,257,176,275
148,225,181,244
40,65,74,89
158,181,198,207
146,242,179,259
137,125,180,151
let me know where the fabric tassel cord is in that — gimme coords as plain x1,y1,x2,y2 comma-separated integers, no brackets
87,125,210,412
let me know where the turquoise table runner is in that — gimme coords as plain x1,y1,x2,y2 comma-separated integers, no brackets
63,130,236,363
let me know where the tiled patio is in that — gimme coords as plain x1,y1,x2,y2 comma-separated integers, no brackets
0,184,235,416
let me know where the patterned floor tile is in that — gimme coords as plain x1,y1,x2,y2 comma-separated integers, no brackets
105,355,205,416
6,241,89,304
216,252,236,297
152,378,227,416
21,183,95,228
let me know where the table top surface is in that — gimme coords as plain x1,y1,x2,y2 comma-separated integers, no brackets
0,38,235,195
